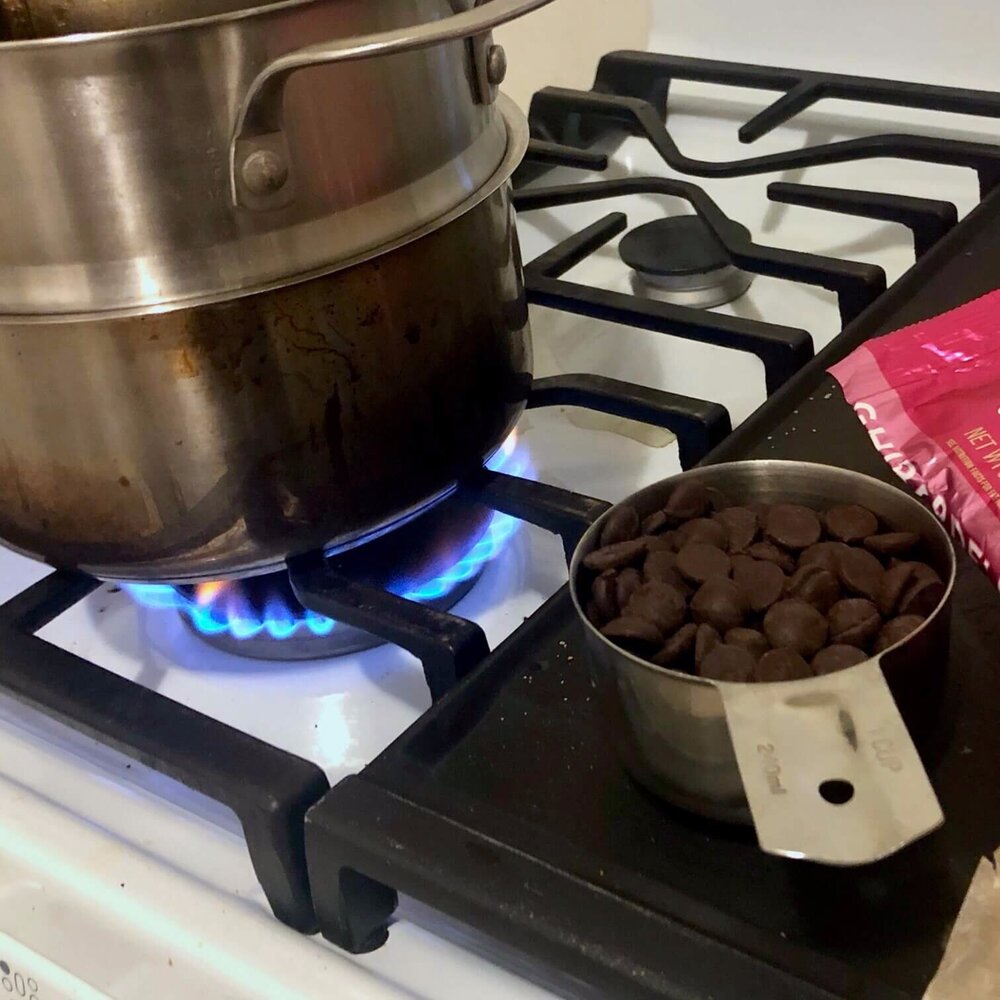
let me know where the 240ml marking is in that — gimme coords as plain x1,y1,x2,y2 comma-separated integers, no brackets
0,960,39,999
757,743,787,795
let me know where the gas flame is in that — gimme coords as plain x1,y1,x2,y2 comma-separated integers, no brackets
124,432,530,644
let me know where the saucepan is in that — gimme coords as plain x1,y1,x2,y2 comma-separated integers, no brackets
0,0,555,583
569,461,956,866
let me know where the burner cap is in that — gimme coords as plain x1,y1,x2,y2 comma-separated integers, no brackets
619,216,754,307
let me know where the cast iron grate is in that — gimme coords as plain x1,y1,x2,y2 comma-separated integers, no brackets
510,54,1000,403
300,54,1000,999
0,374,722,931
529,51,1000,198
302,187,1000,1000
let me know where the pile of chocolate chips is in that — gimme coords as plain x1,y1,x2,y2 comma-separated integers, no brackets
581,481,945,683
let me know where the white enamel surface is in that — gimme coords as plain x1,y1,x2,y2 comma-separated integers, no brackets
4,12,1000,997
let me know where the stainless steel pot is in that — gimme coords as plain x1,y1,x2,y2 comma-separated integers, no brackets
0,172,531,583
0,0,553,314
1,0,272,37
570,461,956,866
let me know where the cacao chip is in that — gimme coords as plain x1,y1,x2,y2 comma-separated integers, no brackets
600,504,640,547
699,644,756,683
813,644,869,674
824,504,878,543
765,504,822,550
763,599,829,658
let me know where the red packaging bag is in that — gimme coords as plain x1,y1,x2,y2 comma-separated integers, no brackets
830,288,1000,589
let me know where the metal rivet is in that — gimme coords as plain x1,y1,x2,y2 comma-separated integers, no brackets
486,44,507,87
241,149,289,196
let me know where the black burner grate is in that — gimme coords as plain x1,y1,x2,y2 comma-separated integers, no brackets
0,373,716,931
298,53,1000,999
5,48,1000,1000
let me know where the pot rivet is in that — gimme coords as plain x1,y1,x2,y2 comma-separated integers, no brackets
486,44,508,86
241,149,289,196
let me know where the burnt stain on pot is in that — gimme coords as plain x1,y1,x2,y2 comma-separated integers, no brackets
323,388,350,490
0,188,530,578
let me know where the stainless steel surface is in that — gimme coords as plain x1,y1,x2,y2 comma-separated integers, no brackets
569,461,956,864
0,183,531,583
486,43,508,85
0,0,267,37
0,0,549,314
630,265,755,309
720,659,942,865
230,0,554,208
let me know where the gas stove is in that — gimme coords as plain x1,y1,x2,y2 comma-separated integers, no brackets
3,28,1000,1000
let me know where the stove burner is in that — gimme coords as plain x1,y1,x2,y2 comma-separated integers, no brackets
126,432,529,660
619,215,754,308
175,567,483,661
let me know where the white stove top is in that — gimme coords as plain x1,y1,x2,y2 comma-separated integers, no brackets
4,21,1000,999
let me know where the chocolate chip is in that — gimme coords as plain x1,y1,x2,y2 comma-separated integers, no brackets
785,564,840,613
911,562,942,585
645,532,677,553
877,562,920,617
625,581,687,634
600,504,640,547
583,537,647,572
765,504,822,550
824,504,878,543
898,578,945,617
713,506,759,553
828,598,882,648
812,644,869,675
705,487,728,513
644,550,692,596
643,548,676,578
763,599,829,658
799,541,850,574
747,541,797,575
732,556,785,612
875,615,926,653
756,647,812,682
601,615,662,651
592,570,619,622
863,532,921,558
676,543,731,585
691,578,749,634
699,644,756,683
836,546,885,600
615,567,642,610
676,517,728,550
653,622,698,668
725,627,770,661
694,623,721,667
641,510,669,535
663,481,711,524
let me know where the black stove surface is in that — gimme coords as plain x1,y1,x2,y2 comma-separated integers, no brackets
305,187,1000,1000
303,59,1000,1000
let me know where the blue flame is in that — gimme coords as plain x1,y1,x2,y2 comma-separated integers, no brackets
124,433,529,644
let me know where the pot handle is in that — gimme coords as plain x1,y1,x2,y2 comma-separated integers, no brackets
230,0,555,207
717,657,943,866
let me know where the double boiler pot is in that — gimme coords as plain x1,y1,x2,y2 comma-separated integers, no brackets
0,0,554,582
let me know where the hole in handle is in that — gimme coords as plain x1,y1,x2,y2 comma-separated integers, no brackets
819,779,855,805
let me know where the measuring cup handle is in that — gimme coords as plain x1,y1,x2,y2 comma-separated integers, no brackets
717,657,943,866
